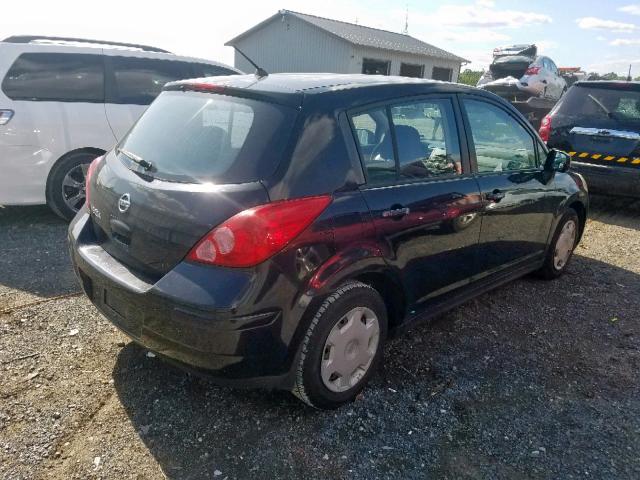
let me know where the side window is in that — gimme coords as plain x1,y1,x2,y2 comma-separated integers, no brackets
462,99,537,172
351,108,396,185
1,53,104,102
193,63,237,77
390,99,462,180
108,57,195,105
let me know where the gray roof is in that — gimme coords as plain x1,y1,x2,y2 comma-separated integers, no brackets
226,10,468,64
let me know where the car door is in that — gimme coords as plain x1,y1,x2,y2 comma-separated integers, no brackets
103,54,197,141
350,95,484,311
460,95,559,276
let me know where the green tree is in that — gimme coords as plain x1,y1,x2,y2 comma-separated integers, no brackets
458,69,484,86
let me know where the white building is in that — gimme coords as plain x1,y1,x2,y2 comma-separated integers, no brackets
226,10,468,82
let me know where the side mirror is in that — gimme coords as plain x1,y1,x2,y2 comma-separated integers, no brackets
544,149,571,173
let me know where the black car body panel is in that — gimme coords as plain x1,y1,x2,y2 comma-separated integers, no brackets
69,74,588,388
546,81,640,197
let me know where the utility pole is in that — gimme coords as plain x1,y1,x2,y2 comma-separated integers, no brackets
403,5,409,35
628,64,632,82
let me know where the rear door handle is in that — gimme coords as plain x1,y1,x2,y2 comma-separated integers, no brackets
382,207,410,218
485,190,505,202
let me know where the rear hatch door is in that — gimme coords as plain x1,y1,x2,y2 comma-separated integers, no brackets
552,83,640,164
88,89,299,279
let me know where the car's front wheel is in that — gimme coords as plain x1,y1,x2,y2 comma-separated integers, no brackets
292,281,387,409
537,208,579,279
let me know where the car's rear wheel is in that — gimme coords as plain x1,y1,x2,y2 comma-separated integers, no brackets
47,151,102,221
292,281,387,409
537,209,579,279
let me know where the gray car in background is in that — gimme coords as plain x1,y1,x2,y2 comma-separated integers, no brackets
477,44,567,102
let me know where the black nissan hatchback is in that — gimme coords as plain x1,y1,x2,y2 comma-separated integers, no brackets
69,73,588,409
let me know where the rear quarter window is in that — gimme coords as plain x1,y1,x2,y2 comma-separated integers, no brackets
1,52,104,102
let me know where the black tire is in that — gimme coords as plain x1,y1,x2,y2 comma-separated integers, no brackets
46,151,101,221
536,208,579,280
292,281,388,409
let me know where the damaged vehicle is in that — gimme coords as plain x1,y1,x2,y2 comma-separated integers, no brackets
477,45,566,102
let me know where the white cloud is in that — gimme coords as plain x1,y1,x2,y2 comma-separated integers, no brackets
610,38,640,45
534,40,559,53
411,3,552,29
576,17,638,33
619,4,640,15
440,30,511,43
476,0,496,7
587,57,640,75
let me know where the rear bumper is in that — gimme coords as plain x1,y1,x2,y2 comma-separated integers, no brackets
68,210,298,388
571,161,640,198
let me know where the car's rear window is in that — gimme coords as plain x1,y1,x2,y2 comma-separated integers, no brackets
557,85,640,123
116,91,297,183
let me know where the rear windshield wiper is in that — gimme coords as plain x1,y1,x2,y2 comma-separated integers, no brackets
586,94,613,118
116,147,153,171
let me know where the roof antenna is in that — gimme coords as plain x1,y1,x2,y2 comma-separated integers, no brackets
233,46,268,78
403,5,409,35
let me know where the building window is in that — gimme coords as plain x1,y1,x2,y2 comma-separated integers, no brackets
432,67,453,82
362,58,390,75
399,63,424,78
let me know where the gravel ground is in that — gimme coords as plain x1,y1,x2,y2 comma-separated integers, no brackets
0,196,639,480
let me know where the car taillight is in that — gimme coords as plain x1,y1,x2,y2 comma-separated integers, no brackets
0,109,14,125
187,195,332,268
525,66,540,75
85,155,104,207
539,114,552,143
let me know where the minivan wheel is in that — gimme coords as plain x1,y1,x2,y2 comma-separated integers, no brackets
46,151,102,221
537,209,579,279
292,281,387,409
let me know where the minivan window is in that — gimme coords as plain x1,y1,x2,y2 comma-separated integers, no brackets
390,99,462,179
107,57,195,105
2,53,104,102
463,99,537,172
116,91,297,184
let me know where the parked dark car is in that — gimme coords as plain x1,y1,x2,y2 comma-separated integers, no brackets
68,74,588,409
542,81,640,197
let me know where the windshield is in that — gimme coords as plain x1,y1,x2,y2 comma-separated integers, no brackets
116,91,297,183
557,85,640,124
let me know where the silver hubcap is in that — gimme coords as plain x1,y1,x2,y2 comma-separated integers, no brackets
554,219,577,270
320,307,380,393
62,163,89,213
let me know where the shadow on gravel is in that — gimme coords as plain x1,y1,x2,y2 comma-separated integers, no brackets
589,194,640,230
0,206,78,302
112,254,640,480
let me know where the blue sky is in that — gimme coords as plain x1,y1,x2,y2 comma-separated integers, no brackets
350,0,640,75
1,0,639,75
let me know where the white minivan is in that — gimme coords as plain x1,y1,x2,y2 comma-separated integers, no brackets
0,36,240,220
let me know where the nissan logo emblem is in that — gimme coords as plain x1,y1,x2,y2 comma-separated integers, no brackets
118,193,131,213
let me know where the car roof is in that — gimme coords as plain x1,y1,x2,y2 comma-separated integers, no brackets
168,73,478,95
0,36,241,72
574,80,640,92
165,73,488,109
